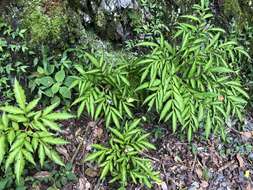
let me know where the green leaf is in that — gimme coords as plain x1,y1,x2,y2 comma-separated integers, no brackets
0,106,24,114
209,67,233,73
100,162,110,179
41,119,61,131
205,113,211,139
39,144,45,167
0,135,6,165
128,119,141,130
39,76,54,87
42,137,69,145
59,87,71,99
43,112,74,121
15,151,25,184
26,98,40,112
160,100,172,121
14,79,26,110
55,70,65,83
5,147,20,171
85,52,99,67
136,42,158,48
51,150,65,166
51,83,60,94
7,130,15,145
111,112,120,128
43,101,60,116
109,127,124,140
85,151,104,162
22,149,36,165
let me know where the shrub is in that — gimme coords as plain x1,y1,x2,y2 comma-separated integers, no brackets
85,119,161,189
0,79,74,183
0,18,31,103
29,47,75,105
72,52,136,128
136,0,249,141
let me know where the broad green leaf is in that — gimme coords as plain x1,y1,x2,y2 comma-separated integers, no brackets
100,162,110,179
15,151,25,184
39,144,45,167
85,151,104,161
26,98,40,112
0,106,24,114
59,87,71,99
14,79,26,110
22,149,36,165
41,119,60,131
42,137,69,145
51,150,65,166
43,101,60,116
109,127,124,140
39,76,54,87
0,136,6,165
5,147,20,171
43,112,74,121
55,70,65,83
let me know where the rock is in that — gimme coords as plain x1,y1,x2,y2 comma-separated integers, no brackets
188,182,200,190
100,0,117,12
100,0,138,12
83,13,92,23
248,153,253,161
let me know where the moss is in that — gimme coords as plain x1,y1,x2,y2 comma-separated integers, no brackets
223,0,253,28
21,0,68,44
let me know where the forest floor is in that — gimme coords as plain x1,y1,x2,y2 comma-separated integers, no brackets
33,116,253,190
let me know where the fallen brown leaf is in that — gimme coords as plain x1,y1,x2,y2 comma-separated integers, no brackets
94,127,103,139
34,171,51,179
200,181,209,188
240,131,253,140
160,181,168,190
236,154,244,168
77,177,92,190
56,146,70,160
195,168,203,179
85,168,98,177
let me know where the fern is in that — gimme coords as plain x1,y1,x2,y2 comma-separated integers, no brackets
136,1,249,141
0,79,74,183
85,119,161,189
72,52,136,128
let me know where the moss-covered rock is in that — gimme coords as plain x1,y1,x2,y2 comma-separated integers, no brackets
20,0,68,44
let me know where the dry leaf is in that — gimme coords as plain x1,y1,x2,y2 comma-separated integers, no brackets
200,181,209,188
160,181,168,190
240,131,252,140
56,146,70,160
85,168,98,177
195,168,203,179
34,171,51,179
236,154,244,168
77,177,92,190
94,127,103,139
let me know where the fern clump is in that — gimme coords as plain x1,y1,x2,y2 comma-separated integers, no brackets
85,119,161,189
72,52,136,128
136,0,249,141
0,79,74,183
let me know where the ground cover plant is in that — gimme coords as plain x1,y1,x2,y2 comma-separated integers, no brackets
0,0,253,189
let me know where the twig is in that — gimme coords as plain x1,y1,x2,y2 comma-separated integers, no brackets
191,154,197,172
162,164,180,187
94,179,101,190
218,160,235,172
141,152,161,163
71,141,83,164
